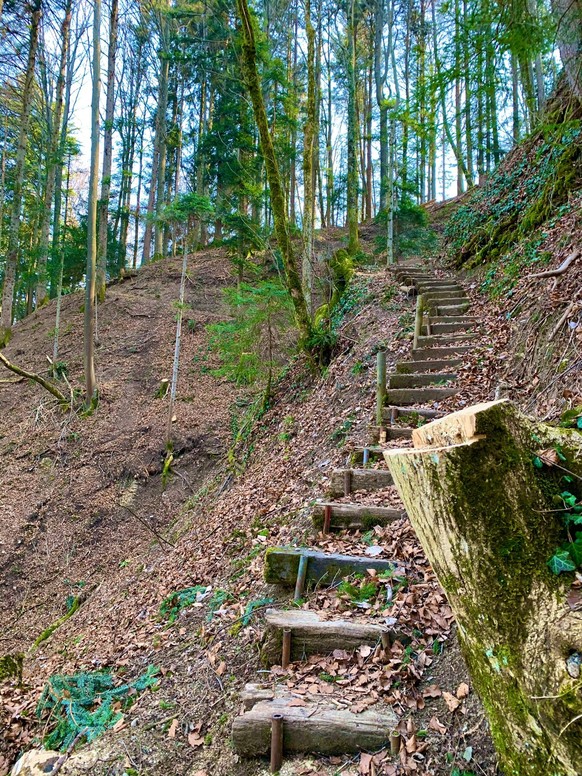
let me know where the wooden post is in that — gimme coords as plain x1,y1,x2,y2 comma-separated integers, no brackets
270,713,283,772
343,469,352,496
413,293,424,349
323,504,332,533
376,350,386,426
293,554,309,601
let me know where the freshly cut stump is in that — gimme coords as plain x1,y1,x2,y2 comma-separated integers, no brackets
261,608,394,663
384,399,582,776
264,548,395,586
233,684,397,756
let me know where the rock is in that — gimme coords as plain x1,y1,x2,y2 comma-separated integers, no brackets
11,749,60,776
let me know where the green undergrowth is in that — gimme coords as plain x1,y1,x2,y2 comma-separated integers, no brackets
445,116,582,274
37,666,159,750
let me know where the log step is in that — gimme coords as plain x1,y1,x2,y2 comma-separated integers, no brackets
412,346,473,359
312,500,404,531
385,404,442,418
328,467,393,497
416,333,477,347
389,372,457,389
429,303,470,315
384,387,459,405
264,548,395,586
261,608,394,663
396,358,463,373
416,282,462,290
422,290,469,301
233,684,398,756
422,321,476,335
367,426,415,444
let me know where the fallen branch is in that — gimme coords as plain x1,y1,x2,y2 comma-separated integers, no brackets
525,251,579,280
0,350,68,404
119,502,176,550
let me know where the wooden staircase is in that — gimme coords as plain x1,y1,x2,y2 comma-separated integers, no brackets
232,261,474,769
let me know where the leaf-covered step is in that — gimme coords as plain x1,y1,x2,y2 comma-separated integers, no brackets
396,358,463,373
416,333,477,347
389,372,457,389
422,290,469,301
328,467,393,497
421,321,476,335
261,608,394,664
367,427,415,445
416,280,462,289
384,387,459,405
312,500,403,531
412,345,473,360
428,303,470,315
264,548,395,586
233,683,398,756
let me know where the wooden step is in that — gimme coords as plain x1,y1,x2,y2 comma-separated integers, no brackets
429,303,470,315
350,445,386,463
412,346,473,359
416,333,477,347
261,608,394,663
422,321,476,335
367,427,415,444
422,290,469,301
384,405,442,418
264,548,396,586
396,358,463,373
328,467,393,497
233,684,397,756
384,387,459,405
416,280,461,289
389,372,457,388
312,500,403,531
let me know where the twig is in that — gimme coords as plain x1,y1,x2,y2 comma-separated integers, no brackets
549,301,578,341
49,727,89,774
119,503,176,549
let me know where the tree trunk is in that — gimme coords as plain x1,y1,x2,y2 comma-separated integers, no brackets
302,0,316,314
96,0,118,301
36,0,72,309
236,0,313,355
0,0,41,336
552,0,582,99
385,399,582,776
346,0,359,254
85,0,101,404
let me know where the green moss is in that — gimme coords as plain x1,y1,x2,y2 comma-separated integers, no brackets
0,653,23,684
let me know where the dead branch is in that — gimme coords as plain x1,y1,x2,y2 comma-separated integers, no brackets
119,502,176,550
525,251,579,280
0,350,68,404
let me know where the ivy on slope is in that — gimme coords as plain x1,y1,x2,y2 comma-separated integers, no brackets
445,121,582,269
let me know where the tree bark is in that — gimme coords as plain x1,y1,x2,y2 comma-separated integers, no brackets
552,0,582,99
96,0,119,300
302,0,316,313
235,0,313,354
346,0,359,254
85,0,101,404
0,0,42,336
385,399,582,776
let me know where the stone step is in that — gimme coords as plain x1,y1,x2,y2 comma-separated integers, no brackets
312,500,404,531
396,358,463,373
264,548,395,587
389,372,457,389
384,387,459,405
421,321,476,335
261,609,395,665
328,467,393,497
233,683,398,756
416,333,478,347
412,346,473,360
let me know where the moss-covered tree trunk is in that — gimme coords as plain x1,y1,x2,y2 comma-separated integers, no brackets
385,400,582,776
236,0,313,352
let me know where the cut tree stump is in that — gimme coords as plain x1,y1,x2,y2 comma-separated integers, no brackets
328,468,393,497
233,684,397,756
264,548,395,586
312,500,403,530
384,399,582,776
384,387,458,405
261,609,394,663
396,359,463,373
412,346,473,360
389,372,457,389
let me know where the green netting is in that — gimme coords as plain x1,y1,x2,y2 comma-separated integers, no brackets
37,665,159,751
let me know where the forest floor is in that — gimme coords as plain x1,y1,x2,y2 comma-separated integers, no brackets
2,215,579,776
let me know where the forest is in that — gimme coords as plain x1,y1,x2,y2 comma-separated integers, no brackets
0,0,581,775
